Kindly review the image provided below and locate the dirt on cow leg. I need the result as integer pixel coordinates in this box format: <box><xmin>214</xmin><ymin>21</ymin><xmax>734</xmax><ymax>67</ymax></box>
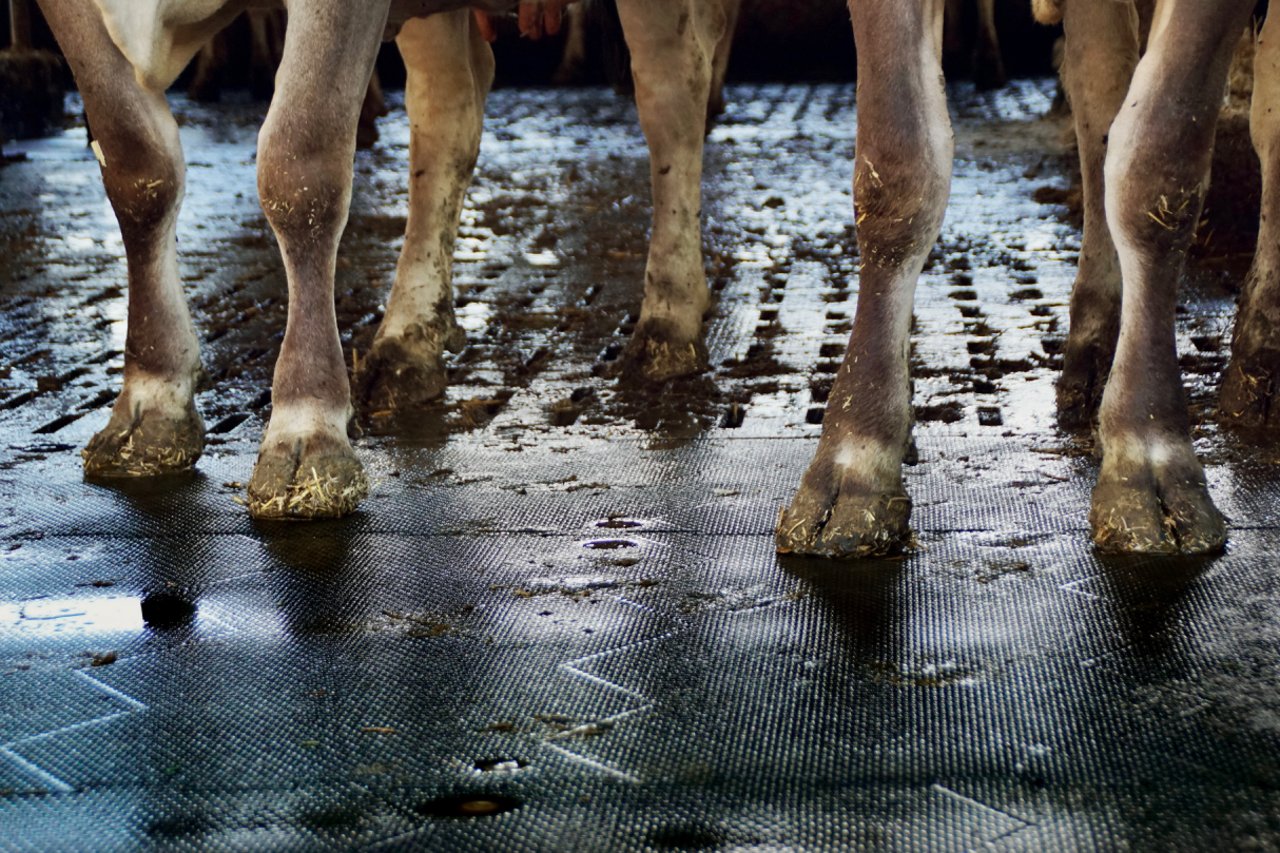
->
<box><xmin>1089</xmin><ymin>442</ymin><xmax>1225</xmax><ymax>555</ymax></box>
<box><xmin>1220</xmin><ymin>12</ymin><xmax>1280</xmax><ymax>431</ymax></box>
<box><xmin>776</xmin><ymin>469</ymin><xmax>914</xmax><ymax>560</ymax></box>
<box><xmin>1220</xmin><ymin>264</ymin><xmax>1280</xmax><ymax>430</ymax></box>
<box><xmin>354</xmin><ymin>318</ymin><xmax>465</xmax><ymax>417</ymax></box>
<box><xmin>1056</xmin><ymin>322</ymin><xmax>1118</xmax><ymax>429</ymax></box>
<box><xmin>82</xmin><ymin>399</ymin><xmax>205</xmax><ymax>478</ymax></box>
<box><xmin>775</xmin><ymin>383</ymin><xmax>915</xmax><ymax>559</ymax></box>
<box><xmin>247</xmin><ymin>429</ymin><xmax>368</xmax><ymax>520</ymax></box>
<box><xmin>613</xmin><ymin>315</ymin><xmax>709</xmax><ymax>385</ymax></box>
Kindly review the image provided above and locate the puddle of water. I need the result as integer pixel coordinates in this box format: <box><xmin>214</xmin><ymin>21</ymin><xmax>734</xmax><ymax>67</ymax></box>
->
<box><xmin>417</xmin><ymin>793</ymin><xmax>522</xmax><ymax>818</ymax></box>
<box><xmin>6</xmin><ymin>596</ymin><xmax>143</xmax><ymax>636</ymax></box>
<box><xmin>593</xmin><ymin>518</ymin><xmax>644</xmax><ymax>530</ymax></box>
<box><xmin>581</xmin><ymin>538</ymin><xmax>637</xmax><ymax>550</ymax></box>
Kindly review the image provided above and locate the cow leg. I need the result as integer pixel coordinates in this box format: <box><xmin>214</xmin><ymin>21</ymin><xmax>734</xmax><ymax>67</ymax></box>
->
<box><xmin>553</xmin><ymin>4</ymin><xmax>588</xmax><ymax>83</ymax></box>
<box><xmin>1090</xmin><ymin>0</ymin><xmax>1253</xmax><ymax>554</ymax></box>
<box><xmin>246</xmin><ymin>2</ymin><xmax>386</xmax><ymax>519</ymax></box>
<box><xmin>972</xmin><ymin>0</ymin><xmax>1006</xmax><ymax>89</ymax></box>
<box><xmin>1222</xmin><ymin>10</ymin><xmax>1280</xmax><ymax>428</ymax></box>
<box><xmin>354</xmin><ymin>11</ymin><xmax>492</xmax><ymax>417</ymax></box>
<box><xmin>36</xmin><ymin>1</ymin><xmax>209</xmax><ymax>478</ymax></box>
<box><xmin>613</xmin><ymin>0</ymin><xmax>728</xmax><ymax>383</ymax></box>
<box><xmin>777</xmin><ymin>0</ymin><xmax>952</xmax><ymax>558</ymax></box>
<box><xmin>706</xmin><ymin>0</ymin><xmax>741</xmax><ymax>128</ymax></box>
<box><xmin>1055</xmin><ymin>0</ymin><xmax>1139</xmax><ymax>428</ymax></box>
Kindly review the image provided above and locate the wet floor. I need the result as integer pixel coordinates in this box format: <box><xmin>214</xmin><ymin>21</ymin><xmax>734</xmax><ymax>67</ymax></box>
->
<box><xmin>1</xmin><ymin>80</ymin><xmax>1278</xmax><ymax>850</ymax></box>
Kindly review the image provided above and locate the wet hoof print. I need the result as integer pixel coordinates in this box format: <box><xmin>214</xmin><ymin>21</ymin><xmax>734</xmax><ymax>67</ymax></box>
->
<box><xmin>613</xmin><ymin>320</ymin><xmax>709</xmax><ymax>385</ymax></box>
<box><xmin>354</xmin><ymin>325</ymin><xmax>462</xmax><ymax>418</ymax></box>
<box><xmin>82</xmin><ymin>404</ymin><xmax>205</xmax><ymax>478</ymax></box>
<box><xmin>1089</xmin><ymin>466</ymin><xmax>1226</xmax><ymax>556</ymax></box>
<box><xmin>775</xmin><ymin>489</ymin><xmax>914</xmax><ymax>560</ymax></box>
<box><xmin>247</xmin><ymin>441</ymin><xmax>368</xmax><ymax>520</ymax></box>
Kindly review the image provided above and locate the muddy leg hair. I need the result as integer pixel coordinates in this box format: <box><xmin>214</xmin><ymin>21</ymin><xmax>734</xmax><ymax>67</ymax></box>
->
<box><xmin>36</xmin><ymin>0</ymin><xmax>219</xmax><ymax>478</ymax></box>
<box><xmin>612</xmin><ymin>0</ymin><xmax>727</xmax><ymax>383</ymax></box>
<box><xmin>246</xmin><ymin>0</ymin><xmax>388</xmax><ymax>519</ymax></box>
<box><xmin>354</xmin><ymin>11</ymin><xmax>494</xmax><ymax>418</ymax></box>
<box><xmin>1090</xmin><ymin>0</ymin><xmax>1254</xmax><ymax>554</ymax></box>
<box><xmin>1055</xmin><ymin>0</ymin><xmax>1140</xmax><ymax>428</ymax></box>
<box><xmin>1222</xmin><ymin>8</ymin><xmax>1280</xmax><ymax>428</ymax></box>
<box><xmin>776</xmin><ymin>0</ymin><xmax>953</xmax><ymax>559</ymax></box>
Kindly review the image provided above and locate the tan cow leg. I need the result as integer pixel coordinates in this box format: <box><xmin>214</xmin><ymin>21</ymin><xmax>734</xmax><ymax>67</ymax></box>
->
<box><xmin>354</xmin><ymin>11</ymin><xmax>493</xmax><ymax>417</ymax></box>
<box><xmin>1090</xmin><ymin>0</ymin><xmax>1253</xmax><ymax>554</ymax></box>
<box><xmin>613</xmin><ymin>0</ymin><xmax>728</xmax><ymax>383</ymax></box>
<box><xmin>777</xmin><ymin>0</ymin><xmax>952</xmax><ymax>559</ymax></box>
<box><xmin>1221</xmin><ymin>10</ymin><xmax>1280</xmax><ymax>429</ymax></box>
<box><xmin>1055</xmin><ymin>0</ymin><xmax>1139</xmax><ymax>428</ymax></box>
<box><xmin>246</xmin><ymin>1</ymin><xmax>387</xmax><ymax>519</ymax></box>
<box><xmin>36</xmin><ymin>0</ymin><xmax>229</xmax><ymax>479</ymax></box>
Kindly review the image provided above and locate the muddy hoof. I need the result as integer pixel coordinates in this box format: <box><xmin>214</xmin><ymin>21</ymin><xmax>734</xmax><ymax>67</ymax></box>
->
<box><xmin>247</xmin><ymin>437</ymin><xmax>368</xmax><ymax>520</ymax></box>
<box><xmin>1090</xmin><ymin>464</ymin><xmax>1225</xmax><ymax>555</ymax></box>
<box><xmin>82</xmin><ymin>403</ymin><xmax>204</xmax><ymax>478</ymax></box>
<box><xmin>614</xmin><ymin>322</ymin><xmax>709</xmax><ymax>385</ymax></box>
<box><xmin>776</xmin><ymin>485</ymin><xmax>913</xmax><ymax>560</ymax></box>
<box><xmin>355</xmin><ymin>324</ymin><xmax>462</xmax><ymax>417</ymax></box>
<box><xmin>1220</xmin><ymin>348</ymin><xmax>1280</xmax><ymax>431</ymax></box>
<box><xmin>1056</xmin><ymin>340</ymin><xmax>1113</xmax><ymax>430</ymax></box>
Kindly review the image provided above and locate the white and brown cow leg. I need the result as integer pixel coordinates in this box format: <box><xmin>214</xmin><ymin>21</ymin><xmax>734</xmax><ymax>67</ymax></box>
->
<box><xmin>1222</xmin><ymin>10</ymin><xmax>1280</xmax><ymax>429</ymax></box>
<box><xmin>1053</xmin><ymin>0</ymin><xmax>1139</xmax><ymax>428</ymax></box>
<box><xmin>354</xmin><ymin>11</ymin><xmax>493</xmax><ymax>418</ymax></box>
<box><xmin>613</xmin><ymin>0</ymin><xmax>728</xmax><ymax>383</ymax></box>
<box><xmin>246</xmin><ymin>2</ymin><xmax>387</xmax><ymax>520</ymax></box>
<box><xmin>777</xmin><ymin>0</ymin><xmax>953</xmax><ymax>559</ymax></box>
<box><xmin>37</xmin><ymin>0</ymin><xmax>210</xmax><ymax>479</ymax></box>
<box><xmin>1090</xmin><ymin>0</ymin><xmax>1254</xmax><ymax>554</ymax></box>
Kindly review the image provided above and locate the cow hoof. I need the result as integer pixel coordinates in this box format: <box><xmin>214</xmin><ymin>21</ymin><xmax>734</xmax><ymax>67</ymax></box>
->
<box><xmin>82</xmin><ymin>403</ymin><xmax>204</xmax><ymax>478</ymax></box>
<box><xmin>776</xmin><ymin>486</ymin><xmax>913</xmax><ymax>559</ymax></box>
<box><xmin>1090</xmin><ymin>462</ymin><xmax>1225</xmax><ymax>555</ymax></box>
<box><xmin>1056</xmin><ymin>340</ymin><xmax>1113</xmax><ymax>430</ymax></box>
<box><xmin>354</xmin><ymin>323</ymin><xmax>463</xmax><ymax>416</ymax></box>
<box><xmin>615</xmin><ymin>323</ymin><xmax>709</xmax><ymax>384</ymax></box>
<box><xmin>247</xmin><ymin>435</ymin><xmax>368</xmax><ymax>520</ymax></box>
<box><xmin>1220</xmin><ymin>347</ymin><xmax>1280</xmax><ymax>431</ymax></box>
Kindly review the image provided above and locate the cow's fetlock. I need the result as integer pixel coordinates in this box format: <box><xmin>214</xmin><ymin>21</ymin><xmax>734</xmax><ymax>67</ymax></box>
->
<box><xmin>1221</xmin><ymin>273</ymin><xmax>1280</xmax><ymax>430</ymax></box>
<box><xmin>355</xmin><ymin>319</ymin><xmax>463</xmax><ymax>416</ymax></box>
<box><xmin>1057</xmin><ymin>334</ymin><xmax>1115</xmax><ymax>429</ymax></box>
<box><xmin>1090</xmin><ymin>435</ymin><xmax>1224</xmax><ymax>555</ymax></box>
<box><xmin>83</xmin><ymin>396</ymin><xmax>204</xmax><ymax>478</ymax></box>
<box><xmin>776</xmin><ymin>436</ymin><xmax>913</xmax><ymax>559</ymax></box>
<box><xmin>615</xmin><ymin>315</ymin><xmax>709</xmax><ymax>384</ymax></box>
<box><xmin>248</xmin><ymin>410</ymin><xmax>367</xmax><ymax>519</ymax></box>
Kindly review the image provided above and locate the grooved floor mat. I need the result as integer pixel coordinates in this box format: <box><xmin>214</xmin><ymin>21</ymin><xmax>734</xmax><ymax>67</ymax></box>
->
<box><xmin>0</xmin><ymin>81</ymin><xmax>1277</xmax><ymax>851</ymax></box>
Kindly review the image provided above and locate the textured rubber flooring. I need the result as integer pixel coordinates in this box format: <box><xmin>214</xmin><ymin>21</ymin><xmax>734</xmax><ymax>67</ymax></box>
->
<box><xmin>0</xmin><ymin>81</ymin><xmax>1278</xmax><ymax>851</ymax></box>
